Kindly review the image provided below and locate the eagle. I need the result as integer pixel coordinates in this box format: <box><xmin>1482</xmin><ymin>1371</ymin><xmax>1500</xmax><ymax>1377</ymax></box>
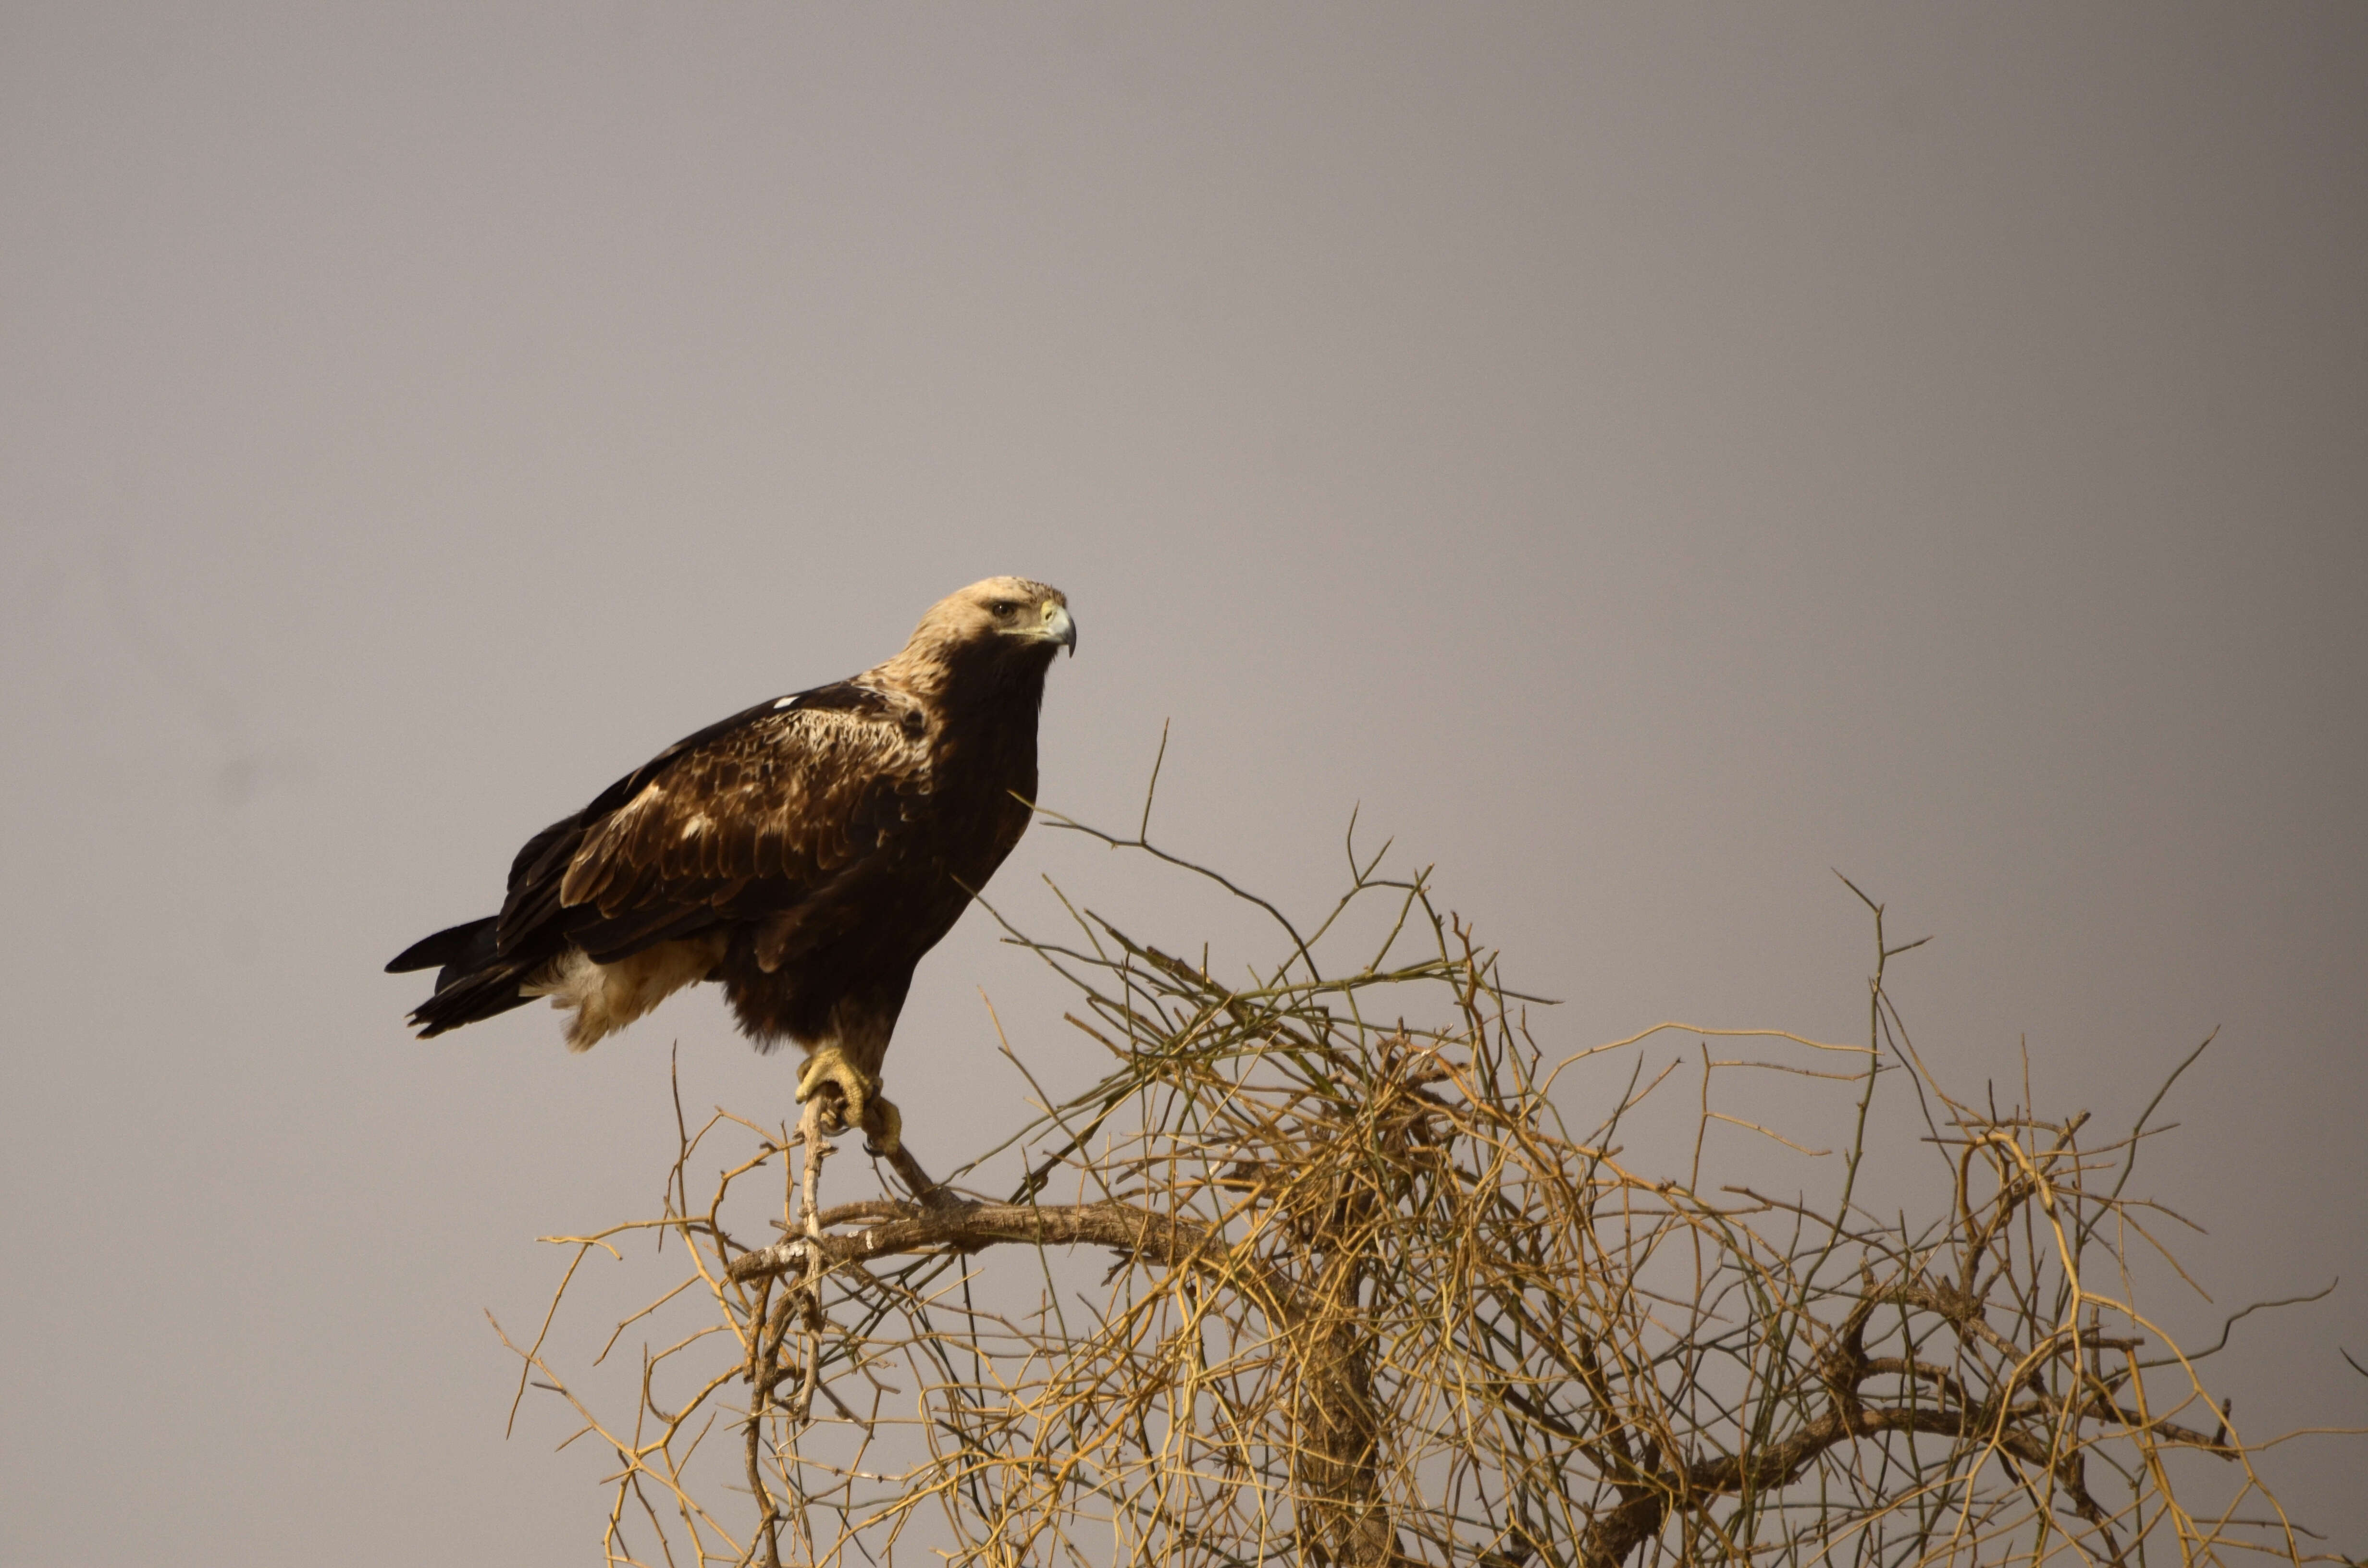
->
<box><xmin>386</xmin><ymin>577</ymin><xmax>1076</xmax><ymax>1154</ymax></box>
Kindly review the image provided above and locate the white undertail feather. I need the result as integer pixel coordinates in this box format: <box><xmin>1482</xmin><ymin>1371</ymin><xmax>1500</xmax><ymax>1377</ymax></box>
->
<box><xmin>521</xmin><ymin>934</ymin><xmax>728</xmax><ymax>1051</ymax></box>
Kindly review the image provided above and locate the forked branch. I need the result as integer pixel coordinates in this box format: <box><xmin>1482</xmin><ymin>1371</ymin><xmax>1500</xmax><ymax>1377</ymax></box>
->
<box><xmin>493</xmin><ymin>819</ymin><xmax>2341</xmax><ymax>1568</ymax></box>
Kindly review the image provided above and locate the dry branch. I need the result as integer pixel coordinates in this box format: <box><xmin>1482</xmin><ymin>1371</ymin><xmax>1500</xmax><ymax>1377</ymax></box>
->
<box><xmin>493</xmin><ymin>817</ymin><xmax>2346</xmax><ymax>1568</ymax></box>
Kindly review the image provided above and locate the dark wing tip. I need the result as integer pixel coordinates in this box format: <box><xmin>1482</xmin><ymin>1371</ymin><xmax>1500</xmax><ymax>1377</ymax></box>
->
<box><xmin>385</xmin><ymin>942</ymin><xmax>440</xmax><ymax>975</ymax></box>
<box><xmin>386</xmin><ymin>916</ymin><xmax>499</xmax><ymax>975</ymax></box>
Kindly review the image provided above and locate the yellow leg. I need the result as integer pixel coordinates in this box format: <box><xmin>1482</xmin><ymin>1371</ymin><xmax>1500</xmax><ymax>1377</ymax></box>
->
<box><xmin>794</xmin><ymin>1044</ymin><xmax>901</xmax><ymax>1155</ymax></box>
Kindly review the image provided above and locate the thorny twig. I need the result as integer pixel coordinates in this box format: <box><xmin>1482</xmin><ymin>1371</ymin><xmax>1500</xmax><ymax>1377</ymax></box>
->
<box><xmin>494</xmin><ymin>807</ymin><xmax>2350</xmax><ymax>1568</ymax></box>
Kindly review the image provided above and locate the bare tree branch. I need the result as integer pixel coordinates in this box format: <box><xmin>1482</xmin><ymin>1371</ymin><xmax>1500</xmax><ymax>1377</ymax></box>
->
<box><xmin>490</xmin><ymin>814</ymin><xmax>2350</xmax><ymax>1568</ymax></box>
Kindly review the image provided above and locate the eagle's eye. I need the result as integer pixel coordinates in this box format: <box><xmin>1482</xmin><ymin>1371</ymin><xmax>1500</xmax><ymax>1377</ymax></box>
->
<box><xmin>988</xmin><ymin>600</ymin><xmax>1018</xmax><ymax>617</ymax></box>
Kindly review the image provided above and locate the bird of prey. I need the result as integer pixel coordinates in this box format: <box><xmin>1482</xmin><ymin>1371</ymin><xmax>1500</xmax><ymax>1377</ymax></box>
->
<box><xmin>386</xmin><ymin>577</ymin><xmax>1076</xmax><ymax>1153</ymax></box>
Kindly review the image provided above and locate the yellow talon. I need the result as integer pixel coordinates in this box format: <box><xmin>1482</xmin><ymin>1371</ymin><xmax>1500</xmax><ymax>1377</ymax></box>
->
<box><xmin>794</xmin><ymin>1044</ymin><xmax>900</xmax><ymax>1156</ymax></box>
<box><xmin>795</xmin><ymin>1043</ymin><xmax>870</xmax><ymax>1125</ymax></box>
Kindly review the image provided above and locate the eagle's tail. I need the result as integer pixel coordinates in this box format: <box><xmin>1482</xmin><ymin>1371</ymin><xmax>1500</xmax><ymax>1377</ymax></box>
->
<box><xmin>387</xmin><ymin>916</ymin><xmax>497</xmax><ymax>976</ymax></box>
<box><xmin>387</xmin><ymin>916</ymin><xmax>537</xmax><ymax>1036</ymax></box>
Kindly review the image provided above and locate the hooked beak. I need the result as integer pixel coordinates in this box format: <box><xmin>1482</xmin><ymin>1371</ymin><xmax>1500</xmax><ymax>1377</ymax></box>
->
<box><xmin>1042</xmin><ymin>602</ymin><xmax>1077</xmax><ymax>656</ymax></box>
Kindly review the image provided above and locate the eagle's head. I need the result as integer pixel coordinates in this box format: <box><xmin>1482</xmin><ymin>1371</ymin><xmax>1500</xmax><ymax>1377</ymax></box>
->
<box><xmin>882</xmin><ymin>577</ymin><xmax>1076</xmax><ymax>700</ymax></box>
<box><xmin>910</xmin><ymin>577</ymin><xmax>1076</xmax><ymax>661</ymax></box>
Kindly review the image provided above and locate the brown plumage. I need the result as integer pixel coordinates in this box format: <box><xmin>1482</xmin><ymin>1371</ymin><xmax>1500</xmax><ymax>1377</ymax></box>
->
<box><xmin>386</xmin><ymin>577</ymin><xmax>1076</xmax><ymax>1151</ymax></box>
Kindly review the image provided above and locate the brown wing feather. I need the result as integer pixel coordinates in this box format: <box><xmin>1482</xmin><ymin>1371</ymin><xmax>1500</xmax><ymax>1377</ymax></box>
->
<box><xmin>557</xmin><ymin>690</ymin><xmax>930</xmax><ymax>936</ymax></box>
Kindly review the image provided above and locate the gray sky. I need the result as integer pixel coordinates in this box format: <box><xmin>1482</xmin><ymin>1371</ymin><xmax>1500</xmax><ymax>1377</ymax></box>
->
<box><xmin>4</xmin><ymin>4</ymin><xmax>2363</xmax><ymax>1562</ymax></box>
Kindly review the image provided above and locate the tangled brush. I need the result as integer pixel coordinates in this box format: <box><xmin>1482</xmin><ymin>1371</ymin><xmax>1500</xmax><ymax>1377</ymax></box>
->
<box><xmin>496</xmin><ymin>807</ymin><xmax>2334</xmax><ymax>1567</ymax></box>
